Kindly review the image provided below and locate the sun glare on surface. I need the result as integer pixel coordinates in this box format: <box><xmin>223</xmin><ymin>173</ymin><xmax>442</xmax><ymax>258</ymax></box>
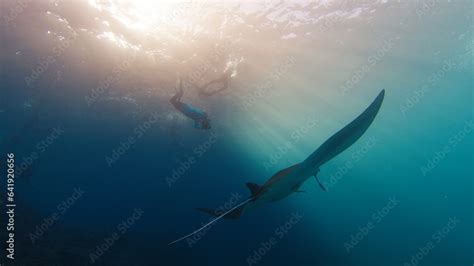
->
<box><xmin>88</xmin><ymin>0</ymin><xmax>203</xmax><ymax>33</ymax></box>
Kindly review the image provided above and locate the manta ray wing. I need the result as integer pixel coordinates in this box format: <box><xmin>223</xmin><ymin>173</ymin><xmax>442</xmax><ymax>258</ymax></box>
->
<box><xmin>303</xmin><ymin>89</ymin><xmax>385</xmax><ymax>168</ymax></box>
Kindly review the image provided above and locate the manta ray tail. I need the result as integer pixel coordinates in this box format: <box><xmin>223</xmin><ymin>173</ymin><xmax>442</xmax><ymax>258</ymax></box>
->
<box><xmin>196</xmin><ymin>205</ymin><xmax>244</xmax><ymax>219</ymax></box>
<box><xmin>196</xmin><ymin>182</ymin><xmax>261</xmax><ymax>219</ymax></box>
<box><xmin>245</xmin><ymin>182</ymin><xmax>262</xmax><ymax>196</ymax></box>
<box><xmin>168</xmin><ymin>197</ymin><xmax>254</xmax><ymax>246</ymax></box>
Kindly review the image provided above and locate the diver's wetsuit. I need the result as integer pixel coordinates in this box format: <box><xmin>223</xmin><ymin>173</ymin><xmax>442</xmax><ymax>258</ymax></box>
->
<box><xmin>170</xmin><ymin>80</ymin><xmax>210</xmax><ymax>129</ymax></box>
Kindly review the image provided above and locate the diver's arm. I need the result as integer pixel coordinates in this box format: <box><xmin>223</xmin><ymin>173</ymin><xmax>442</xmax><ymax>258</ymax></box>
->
<box><xmin>199</xmin><ymin>76</ymin><xmax>230</xmax><ymax>96</ymax></box>
<box><xmin>207</xmin><ymin>74</ymin><xmax>229</xmax><ymax>87</ymax></box>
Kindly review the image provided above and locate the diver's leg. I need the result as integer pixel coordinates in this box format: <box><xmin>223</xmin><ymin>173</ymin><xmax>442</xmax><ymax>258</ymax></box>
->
<box><xmin>170</xmin><ymin>79</ymin><xmax>184</xmax><ymax>104</ymax></box>
<box><xmin>176</xmin><ymin>79</ymin><xmax>184</xmax><ymax>100</ymax></box>
<box><xmin>170</xmin><ymin>94</ymin><xmax>179</xmax><ymax>105</ymax></box>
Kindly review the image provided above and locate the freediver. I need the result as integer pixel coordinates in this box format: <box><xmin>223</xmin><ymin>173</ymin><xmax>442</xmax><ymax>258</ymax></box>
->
<box><xmin>170</xmin><ymin>78</ymin><xmax>211</xmax><ymax>130</ymax></box>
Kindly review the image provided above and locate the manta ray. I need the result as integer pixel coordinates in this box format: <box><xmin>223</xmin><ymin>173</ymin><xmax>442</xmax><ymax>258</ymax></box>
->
<box><xmin>169</xmin><ymin>89</ymin><xmax>385</xmax><ymax>245</ymax></box>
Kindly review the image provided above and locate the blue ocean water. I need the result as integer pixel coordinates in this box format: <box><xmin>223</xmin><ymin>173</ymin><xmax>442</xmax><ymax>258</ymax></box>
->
<box><xmin>0</xmin><ymin>1</ymin><xmax>472</xmax><ymax>266</ymax></box>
